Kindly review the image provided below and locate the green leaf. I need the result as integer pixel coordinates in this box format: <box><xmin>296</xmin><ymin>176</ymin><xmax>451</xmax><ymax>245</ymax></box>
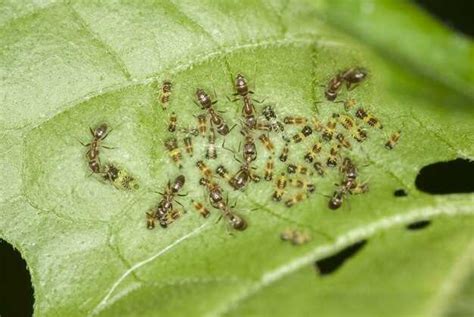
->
<box><xmin>0</xmin><ymin>1</ymin><xmax>472</xmax><ymax>317</ymax></box>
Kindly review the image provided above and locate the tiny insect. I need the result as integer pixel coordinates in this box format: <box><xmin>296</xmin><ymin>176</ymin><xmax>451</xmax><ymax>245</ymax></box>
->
<box><xmin>336</xmin><ymin>113</ymin><xmax>356</xmax><ymax>130</ymax></box>
<box><xmin>82</xmin><ymin>123</ymin><xmax>110</xmax><ymax>174</ymax></box>
<box><xmin>272</xmin><ymin>173</ymin><xmax>287</xmax><ymax>201</ymax></box>
<box><xmin>311</xmin><ymin>116</ymin><xmax>324</xmax><ymax>132</ymax></box>
<box><xmin>206</xmin><ymin>126</ymin><xmax>217</xmax><ymax>160</ymax></box>
<box><xmin>234</xmin><ymin>74</ymin><xmax>257</xmax><ymax>129</ymax></box>
<box><xmin>280</xmin><ymin>229</ymin><xmax>312</xmax><ymax>245</ymax></box>
<box><xmin>313</xmin><ymin>161</ymin><xmax>325</xmax><ymax>176</ymax></box>
<box><xmin>322</xmin><ymin>117</ymin><xmax>337</xmax><ymax>141</ymax></box>
<box><xmin>328</xmin><ymin>190</ymin><xmax>345</xmax><ymax>210</ymax></box>
<box><xmin>199</xmin><ymin>177</ymin><xmax>224</xmax><ymax>206</ymax></box>
<box><xmin>287</xmin><ymin>164</ymin><xmax>313</xmax><ymax>176</ymax></box>
<box><xmin>102</xmin><ymin>163</ymin><xmax>139</xmax><ymax>190</ymax></box>
<box><xmin>336</xmin><ymin>133</ymin><xmax>351</xmax><ymax>149</ymax></box>
<box><xmin>214</xmin><ymin>199</ymin><xmax>247</xmax><ymax>231</ymax></box>
<box><xmin>196</xmin><ymin>160</ymin><xmax>213</xmax><ymax>179</ymax></box>
<box><xmin>283</xmin><ymin>116</ymin><xmax>307</xmax><ymax>125</ymax></box>
<box><xmin>292</xmin><ymin>126</ymin><xmax>313</xmax><ymax>143</ymax></box>
<box><xmin>262</xmin><ymin>105</ymin><xmax>284</xmax><ymax>132</ymax></box>
<box><xmin>285</xmin><ymin>192</ymin><xmax>307</xmax><ymax>207</ymax></box>
<box><xmin>242</xmin><ymin>132</ymin><xmax>257</xmax><ymax>163</ymax></box>
<box><xmin>385</xmin><ymin>130</ymin><xmax>401</xmax><ymax>150</ymax></box>
<box><xmin>351</xmin><ymin>182</ymin><xmax>369</xmax><ymax>194</ymax></box>
<box><xmin>159</xmin><ymin>80</ymin><xmax>172</xmax><ymax>110</ymax></box>
<box><xmin>342</xmin><ymin>68</ymin><xmax>368</xmax><ymax>90</ymax></box>
<box><xmin>279</xmin><ymin>142</ymin><xmax>290</xmax><ymax>162</ymax></box>
<box><xmin>264</xmin><ymin>156</ymin><xmax>274</xmax><ymax>181</ymax></box>
<box><xmin>164</xmin><ymin>137</ymin><xmax>182</xmax><ymax>168</ymax></box>
<box><xmin>340</xmin><ymin>157</ymin><xmax>357</xmax><ymax>181</ymax></box>
<box><xmin>325</xmin><ymin>72</ymin><xmax>344</xmax><ymax>101</ymax></box>
<box><xmin>146</xmin><ymin>211</ymin><xmax>156</xmax><ymax>230</ymax></box>
<box><xmin>196</xmin><ymin>114</ymin><xmax>207</xmax><ymax>137</ymax></box>
<box><xmin>351</xmin><ymin>126</ymin><xmax>368</xmax><ymax>142</ymax></box>
<box><xmin>289</xmin><ymin>178</ymin><xmax>315</xmax><ymax>193</ymax></box>
<box><xmin>258</xmin><ymin>134</ymin><xmax>275</xmax><ymax>153</ymax></box>
<box><xmin>337</xmin><ymin>98</ymin><xmax>357</xmax><ymax>111</ymax></box>
<box><xmin>326</xmin><ymin>145</ymin><xmax>339</xmax><ymax>167</ymax></box>
<box><xmin>355</xmin><ymin>108</ymin><xmax>383</xmax><ymax>129</ymax></box>
<box><xmin>191</xmin><ymin>199</ymin><xmax>210</xmax><ymax>218</ymax></box>
<box><xmin>183</xmin><ymin>136</ymin><xmax>193</xmax><ymax>157</ymax></box>
<box><xmin>168</xmin><ymin>112</ymin><xmax>177</xmax><ymax>132</ymax></box>
<box><xmin>216</xmin><ymin>165</ymin><xmax>232</xmax><ymax>182</ymax></box>
<box><xmin>304</xmin><ymin>142</ymin><xmax>322</xmax><ymax>163</ymax></box>
<box><xmin>195</xmin><ymin>89</ymin><xmax>230</xmax><ymax>135</ymax></box>
<box><xmin>255</xmin><ymin>121</ymin><xmax>272</xmax><ymax>131</ymax></box>
<box><xmin>159</xmin><ymin>209</ymin><xmax>182</xmax><ymax>228</ymax></box>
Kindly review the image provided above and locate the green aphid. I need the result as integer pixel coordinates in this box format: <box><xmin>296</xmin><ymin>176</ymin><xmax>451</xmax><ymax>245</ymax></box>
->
<box><xmin>102</xmin><ymin>163</ymin><xmax>139</xmax><ymax>190</ymax></box>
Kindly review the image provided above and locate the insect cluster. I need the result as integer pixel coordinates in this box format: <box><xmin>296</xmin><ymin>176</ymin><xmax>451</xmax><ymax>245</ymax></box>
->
<box><xmin>81</xmin><ymin>68</ymin><xmax>401</xmax><ymax>239</ymax></box>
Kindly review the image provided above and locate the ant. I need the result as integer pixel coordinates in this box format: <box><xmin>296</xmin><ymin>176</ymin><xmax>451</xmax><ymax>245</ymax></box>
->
<box><xmin>195</xmin><ymin>89</ymin><xmax>230</xmax><ymax>135</ymax></box>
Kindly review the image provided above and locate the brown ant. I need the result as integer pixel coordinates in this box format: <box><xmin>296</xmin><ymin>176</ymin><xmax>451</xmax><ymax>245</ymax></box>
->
<box><xmin>233</xmin><ymin>74</ymin><xmax>257</xmax><ymax>129</ymax></box>
<box><xmin>81</xmin><ymin>123</ymin><xmax>110</xmax><ymax>174</ymax></box>
<box><xmin>195</xmin><ymin>89</ymin><xmax>230</xmax><ymax>135</ymax></box>
<box><xmin>325</xmin><ymin>68</ymin><xmax>368</xmax><ymax>101</ymax></box>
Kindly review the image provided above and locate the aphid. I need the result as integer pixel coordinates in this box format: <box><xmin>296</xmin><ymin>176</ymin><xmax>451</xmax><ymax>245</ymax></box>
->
<box><xmin>292</xmin><ymin>126</ymin><xmax>313</xmax><ymax>143</ymax></box>
<box><xmin>82</xmin><ymin>123</ymin><xmax>109</xmax><ymax>174</ymax></box>
<box><xmin>304</xmin><ymin>142</ymin><xmax>322</xmax><ymax>163</ymax></box>
<box><xmin>336</xmin><ymin>113</ymin><xmax>356</xmax><ymax>130</ymax></box>
<box><xmin>287</xmin><ymin>164</ymin><xmax>313</xmax><ymax>176</ymax></box>
<box><xmin>280</xmin><ymin>229</ymin><xmax>311</xmax><ymax>245</ymax></box>
<box><xmin>195</xmin><ymin>89</ymin><xmax>229</xmax><ymax>135</ymax></box>
<box><xmin>164</xmin><ymin>137</ymin><xmax>182</xmax><ymax>168</ymax></box>
<box><xmin>206</xmin><ymin>126</ymin><xmax>217</xmax><ymax>160</ymax></box>
<box><xmin>159</xmin><ymin>209</ymin><xmax>181</xmax><ymax>228</ymax></box>
<box><xmin>160</xmin><ymin>81</ymin><xmax>172</xmax><ymax>110</ymax></box>
<box><xmin>150</xmin><ymin>175</ymin><xmax>186</xmax><ymax>228</ymax></box>
<box><xmin>342</xmin><ymin>68</ymin><xmax>368</xmax><ymax>90</ymax></box>
<box><xmin>255</xmin><ymin>121</ymin><xmax>272</xmax><ymax>131</ymax></box>
<box><xmin>322</xmin><ymin>117</ymin><xmax>337</xmax><ymax>141</ymax></box>
<box><xmin>264</xmin><ymin>156</ymin><xmax>274</xmax><ymax>181</ymax></box>
<box><xmin>234</xmin><ymin>74</ymin><xmax>257</xmax><ymax>129</ymax></box>
<box><xmin>355</xmin><ymin>108</ymin><xmax>383</xmax><ymax>129</ymax></box>
<box><xmin>385</xmin><ymin>130</ymin><xmax>401</xmax><ymax>149</ymax></box>
<box><xmin>326</xmin><ymin>145</ymin><xmax>339</xmax><ymax>167</ymax></box>
<box><xmin>272</xmin><ymin>173</ymin><xmax>287</xmax><ymax>202</ymax></box>
<box><xmin>196</xmin><ymin>114</ymin><xmax>207</xmax><ymax>137</ymax></box>
<box><xmin>311</xmin><ymin>116</ymin><xmax>324</xmax><ymax>132</ymax></box>
<box><xmin>328</xmin><ymin>190</ymin><xmax>344</xmax><ymax>209</ymax></box>
<box><xmin>351</xmin><ymin>182</ymin><xmax>369</xmax><ymax>194</ymax></box>
<box><xmin>337</xmin><ymin>98</ymin><xmax>357</xmax><ymax>111</ymax></box>
<box><xmin>285</xmin><ymin>192</ymin><xmax>307</xmax><ymax>207</ymax></box>
<box><xmin>336</xmin><ymin>133</ymin><xmax>351</xmax><ymax>149</ymax></box>
<box><xmin>196</xmin><ymin>160</ymin><xmax>213</xmax><ymax>179</ymax></box>
<box><xmin>279</xmin><ymin>142</ymin><xmax>290</xmax><ymax>162</ymax></box>
<box><xmin>262</xmin><ymin>105</ymin><xmax>276</xmax><ymax>120</ymax></box>
<box><xmin>242</xmin><ymin>132</ymin><xmax>257</xmax><ymax>163</ymax></box>
<box><xmin>262</xmin><ymin>105</ymin><xmax>284</xmax><ymax>132</ymax></box>
<box><xmin>183</xmin><ymin>136</ymin><xmax>193</xmax><ymax>157</ymax></box>
<box><xmin>313</xmin><ymin>161</ymin><xmax>325</xmax><ymax>176</ymax></box>
<box><xmin>216</xmin><ymin>165</ymin><xmax>232</xmax><ymax>182</ymax></box>
<box><xmin>283</xmin><ymin>116</ymin><xmax>307</xmax><ymax>125</ymax></box>
<box><xmin>146</xmin><ymin>211</ymin><xmax>156</xmax><ymax>230</ymax></box>
<box><xmin>258</xmin><ymin>134</ymin><xmax>275</xmax><ymax>153</ymax></box>
<box><xmin>191</xmin><ymin>200</ymin><xmax>210</xmax><ymax>218</ymax></box>
<box><xmin>289</xmin><ymin>178</ymin><xmax>315</xmax><ymax>193</ymax></box>
<box><xmin>102</xmin><ymin>163</ymin><xmax>139</xmax><ymax>190</ymax></box>
<box><xmin>168</xmin><ymin>112</ymin><xmax>177</xmax><ymax>132</ymax></box>
<box><xmin>351</xmin><ymin>126</ymin><xmax>368</xmax><ymax>142</ymax></box>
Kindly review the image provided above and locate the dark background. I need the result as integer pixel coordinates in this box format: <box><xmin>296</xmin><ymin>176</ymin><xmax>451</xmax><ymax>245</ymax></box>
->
<box><xmin>1</xmin><ymin>1</ymin><xmax>473</xmax><ymax>316</ymax></box>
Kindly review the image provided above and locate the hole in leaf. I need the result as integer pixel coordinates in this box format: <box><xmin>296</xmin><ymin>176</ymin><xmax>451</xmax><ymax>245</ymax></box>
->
<box><xmin>394</xmin><ymin>189</ymin><xmax>408</xmax><ymax>197</ymax></box>
<box><xmin>314</xmin><ymin>240</ymin><xmax>367</xmax><ymax>276</ymax></box>
<box><xmin>415</xmin><ymin>159</ymin><xmax>474</xmax><ymax>194</ymax></box>
<box><xmin>406</xmin><ymin>220</ymin><xmax>432</xmax><ymax>231</ymax></box>
<box><xmin>0</xmin><ymin>239</ymin><xmax>34</xmax><ymax>317</ymax></box>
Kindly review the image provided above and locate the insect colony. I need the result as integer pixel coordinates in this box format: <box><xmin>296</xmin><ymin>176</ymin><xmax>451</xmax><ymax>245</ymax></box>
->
<box><xmin>82</xmin><ymin>69</ymin><xmax>401</xmax><ymax>244</ymax></box>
